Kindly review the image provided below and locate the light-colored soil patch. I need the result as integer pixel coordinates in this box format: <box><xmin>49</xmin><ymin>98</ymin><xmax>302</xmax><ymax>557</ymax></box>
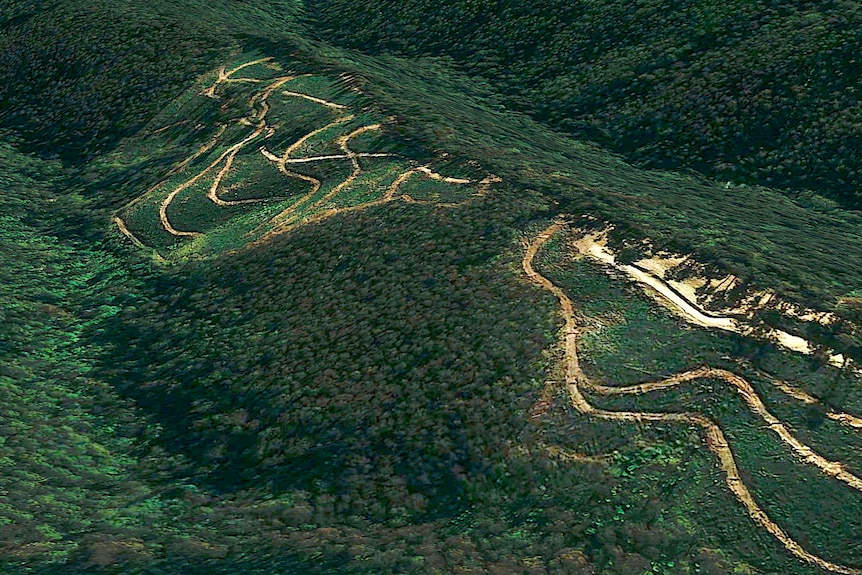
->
<box><xmin>525</xmin><ymin>223</ymin><xmax>862</xmax><ymax>575</ymax></box>
<box><xmin>571</xmin><ymin>229</ymin><xmax>852</xmax><ymax>370</ymax></box>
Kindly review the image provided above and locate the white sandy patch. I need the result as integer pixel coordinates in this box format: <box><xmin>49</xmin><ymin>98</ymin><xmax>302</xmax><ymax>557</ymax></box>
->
<box><xmin>571</xmin><ymin>228</ymin><xmax>854</xmax><ymax>371</ymax></box>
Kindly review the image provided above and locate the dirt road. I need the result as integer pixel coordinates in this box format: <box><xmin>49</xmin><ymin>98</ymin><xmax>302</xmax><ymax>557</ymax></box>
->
<box><xmin>573</xmin><ymin>232</ymin><xmax>853</xmax><ymax>369</ymax></box>
<box><xmin>524</xmin><ymin>222</ymin><xmax>862</xmax><ymax>575</ymax></box>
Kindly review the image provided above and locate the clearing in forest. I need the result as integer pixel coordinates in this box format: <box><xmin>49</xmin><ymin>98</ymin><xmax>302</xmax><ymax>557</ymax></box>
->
<box><xmin>115</xmin><ymin>56</ymin><xmax>498</xmax><ymax>261</ymax></box>
<box><xmin>525</xmin><ymin>222</ymin><xmax>862</xmax><ymax>575</ymax></box>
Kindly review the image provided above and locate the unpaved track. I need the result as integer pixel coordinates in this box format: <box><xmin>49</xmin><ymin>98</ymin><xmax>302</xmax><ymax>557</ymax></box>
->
<box><xmin>573</xmin><ymin>231</ymin><xmax>862</xmax><ymax>430</ymax></box>
<box><xmin>202</xmin><ymin>57</ymin><xmax>273</xmax><ymax>98</ymax></box>
<box><xmin>156</xmin><ymin>72</ymin><xmax>295</xmax><ymax>235</ymax></box>
<box><xmin>258</xmin><ymin>112</ymin><xmax>492</xmax><ymax>241</ymax></box>
<box><xmin>414</xmin><ymin>166</ymin><xmax>472</xmax><ymax>184</ymax></box>
<box><xmin>303</xmin><ymin>163</ymin><xmax>486</xmax><ymax>216</ymax></box>
<box><xmin>384</xmin><ymin>169</ymin><xmax>420</xmax><ymax>200</ymax></box>
<box><xmin>119</xmin><ymin>125</ymin><xmax>228</xmax><ymax>216</ymax></box>
<box><xmin>530</xmin><ymin>380</ymin><xmax>558</xmax><ymax>420</ymax></box>
<box><xmin>277</xmin><ymin>115</ymin><xmax>355</xmax><ymax>168</ymax></box>
<box><xmin>148</xmin><ymin>119</ymin><xmax>190</xmax><ymax>136</ymax></box>
<box><xmin>260</xmin><ymin>146</ymin><xmax>321</xmax><ymax>206</ymax></box>
<box><xmin>260</xmin><ymin>139</ymin><xmax>335</xmax><ymax>224</ymax></box>
<box><xmin>524</xmin><ymin>222</ymin><xmax>862</xmax><ymax>575</ymax></box>
<box><xmin>385</xmin><ymin>166</ymin><xmax>472</xmax><ymax>197</ymax></box>
<box><xmin>250</xmin><ymin>165</ymin><xmax>494</xmax><ymax>247</ymax></box>
<box><xmin>207</xmin><ymin>146</ymin><xmax>287</xmax><ymax>206</ymax></box>
<box><xmin>113</xmin><ymin>216</ymin><xmax>147</xmax><ymax>249</ymax></box>
<box><xmin>120</xmin><ymin>57</ymin><xmax>499</xmax><ymax>256</ymax></box>
<box><xmin>574</xmin><ymin>233</ymin><xmax>855</xmax><ymax>370</ymax></box>
<box><xmin>258</xmin><ymin>115</ymin><xmax>355</xmax><ymax>229</ymax></box>
<box><xmin>766</xmin><ymin>377</ymin><xmax>862</xmax><ymax>430</ymax></box>
<box><xmin>281</xmin><ymin>90</ymin><xmax>349</xmax><ymax>109</ymax></box>
<box><xmin>159</xmin><ymin>122</ymin><xmax>269</xmax><ymax>236</ymax></box>
<box><xmin>283</xmin><ymin>152</ymin><xmax>394</xmax><ymax>163</ymax></box>
<box><xmin>122</xmin><ymin>62</ymin><xmax>294</xmax><ymax>238</ymax></box>
<box><xmin>113</xmin><ymin>216</ymin><xmax>167</xmax><ymax>263</ymax></box>
<box><xmin>384</xmin><ymin>168</ymin><xmax>493</xmax><ymax>203</ymax></box>
<box><xmin>251</xmin><ymin>108</ymin><xmax>388</xmax><ymax>241</ymax></box>
<box><xmin>587</xmin><ymin>367</ymin><xmax>862</xmax><ymax>492</ymax></box>
<box><xmin>292</xmin><ymin>124</ymin><xmax>384</xmax><ymax>215</ymax></box>
<box><xmin>542</xmin><ymin>442</ymin><xmax>610</xmax><ymax>466</ymax></box>
<box><xmin>207</xmin><ymin>148</ymin><xmax>257</xmax><ymax>206</ymax></box>
<box><xmin>395</xmin><ymin>168</ymin><xmax>493</xmax><ymax>207</ymax></box>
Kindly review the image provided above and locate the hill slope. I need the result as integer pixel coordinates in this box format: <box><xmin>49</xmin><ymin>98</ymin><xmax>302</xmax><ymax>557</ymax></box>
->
<box><xmin>3</xmin><ymin>2</ymin><xmax>862</xmax><ymax>574</ymax></box>
<box><xmin>307</xmin><ymin>0</ymin><xmax>862</xmax><ymax>208</ymax></box>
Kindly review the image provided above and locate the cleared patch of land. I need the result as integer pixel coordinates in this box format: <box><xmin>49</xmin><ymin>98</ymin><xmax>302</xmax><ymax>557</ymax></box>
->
<box><xmin>115</xmin><ymin>56</ymin><xmax>498</xmax><ymax>261</ymax></box>
<box><xmin>524</xmin><ymin>222</ymin><xmax>862</xmax><ymax>574</ymax></box>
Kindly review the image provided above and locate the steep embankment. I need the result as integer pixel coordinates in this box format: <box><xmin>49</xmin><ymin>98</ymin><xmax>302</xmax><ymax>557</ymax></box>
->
<box><xmin>572</xmin><ymin>229</ymin><xmax>855</xmax><ymax>371</ymax></box>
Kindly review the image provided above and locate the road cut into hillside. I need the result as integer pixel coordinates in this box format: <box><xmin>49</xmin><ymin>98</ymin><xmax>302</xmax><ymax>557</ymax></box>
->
<box><xmin>524</xmin><ymin>222</ymin><xmax>862</xmax><ymax>575</ymax></box>
<box><xmin>118</xmin><ymin>58</ymin><xmax>500</xmax><ymax>260</ymax></box>
<box><xmin>572</xmin><ymin>230</ymin><xmax>852</xmax><ymax>370</ymax></box>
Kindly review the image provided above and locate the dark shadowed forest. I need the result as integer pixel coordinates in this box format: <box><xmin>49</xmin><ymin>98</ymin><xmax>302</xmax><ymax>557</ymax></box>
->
<box><xmin>307</xmin><ymin>0</ymin><xmax>862</xmax><ymax>208</ymax></box>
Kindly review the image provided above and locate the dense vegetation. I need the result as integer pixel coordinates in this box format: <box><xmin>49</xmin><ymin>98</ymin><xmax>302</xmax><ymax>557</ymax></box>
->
<box><xmin>0</xmin><ymin>0</ymin><xmax>304</xmax><ymax>164</ymax></box>
<box><xmin>288</xmin><ymin>45</ymin><xmax>862</xmax><ymax>318</ymax></box>
<box><xmin>3</xmin><ymin>0</ymin><xmax>862</xmax><ymax>573</ymax></box>
<box><xmin>306</xmin><ymin>0</ymin><xmax>862</xmax><ymax>208</ymax></box>
<box><xmin>100</xmin><ymin>196</ymin><xmax>557</xmax><ymax>506</ymax></box>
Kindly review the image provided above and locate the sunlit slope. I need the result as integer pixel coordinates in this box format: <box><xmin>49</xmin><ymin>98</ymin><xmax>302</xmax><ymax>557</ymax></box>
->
<box><xmin>112</xmin><ymin>55</ymin><xmax>497</xmax><ymax>261</ymax></box>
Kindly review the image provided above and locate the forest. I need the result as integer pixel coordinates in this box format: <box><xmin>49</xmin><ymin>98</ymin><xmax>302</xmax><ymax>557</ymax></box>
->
<box><xmin>2</xmin><ymin>1</ymin><xmax>862</xmax><ymax>574</ymax></box>
<box><xmin>306</xmin><ymin>0</ymin><xmax>862</xmax><ymax>208</ymax></box>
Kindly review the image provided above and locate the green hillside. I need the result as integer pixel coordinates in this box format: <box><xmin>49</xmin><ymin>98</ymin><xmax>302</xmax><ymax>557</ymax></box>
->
<box><xmin>2</xmin><ymin>1</ymin><xmax>862</xmax><ymax>574</ymax></box>
<box><xmin>306</xmin><ymin>0</ymin><xmax>862</xmax><ymax>209</ymax></box>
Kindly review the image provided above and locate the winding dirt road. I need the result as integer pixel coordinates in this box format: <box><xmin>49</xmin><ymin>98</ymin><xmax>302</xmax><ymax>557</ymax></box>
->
<box><xmin>587</xmin><ymin>367</ymin><xmax>862</xmax><ymax>492</ymax></box>
<box><xmin>202</xmin><ymin>58</ymin><xmax>274</xmax><ymax>98</ymax></box>
<box><xmin>296</xmin><ymin>123</ymin><xmax>385</xmax><ymax>215</ymax></box>
<box><xmin>252</xmin><ymin>163</ymin><xmax>495</xmax><ymax>247</ymax></box>
<box><xmin>158</xmin><ymin>121</ymin><xmax>271</xmax><ymax>236</ymax></box>
<box><xmin>147</xmin><ymin>66</ymin><xmax>299</xmax><ymax>236</ymax></box>
<box><xmin>118</xmin><ymin>57</ymin><xmax>500</xmax><ymax>257</ymax></box>
<box><xmin>524</xmin><ymin>222</ymin><xmax>862</xmax><ymax>575</ymax></box>
<box><xmin>126</xmin><ymin>65</ymin><xmax>307</xmax><ymax>238</ymax></box>
<box><xmin>572</xmin><ymin>231</ymin><xmax>862</xmax><ymax>430</ymax></box>
<box><xmin>766</xmin><ymin>376</ymin><xmax>862</xmax><ymax>430</ymax></box>
<box><xmin>258</xmin><ymin>115</ymin><xmax>355</xmax><ymax>230</ymax></box>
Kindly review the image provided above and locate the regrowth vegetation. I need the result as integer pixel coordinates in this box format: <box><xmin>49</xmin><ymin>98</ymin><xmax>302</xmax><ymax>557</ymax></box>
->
<box><xmin>114</xmin><ymin>56</ymin><xmax>498</xmax><ymax>261</ymax></box>
<box><xmin>525</xmin><ymin>222</ymin><xmax>862</xmax><ymax>574</ymax></box>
